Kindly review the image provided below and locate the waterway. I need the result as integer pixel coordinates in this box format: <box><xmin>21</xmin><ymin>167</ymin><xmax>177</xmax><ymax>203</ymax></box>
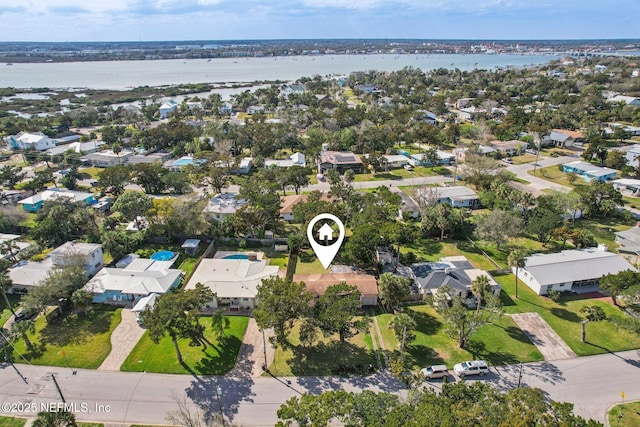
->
<box><xmin>0</xmin><ymin>53</ymin><xmax>560</xmax><ymax>90</ymax></box>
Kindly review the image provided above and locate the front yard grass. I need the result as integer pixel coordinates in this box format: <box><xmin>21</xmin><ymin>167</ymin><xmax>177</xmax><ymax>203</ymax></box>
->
<box><xmin>608</xmin><ymin>401</ymin><xmax>640</xmax><ymax>427</ymax></box>
<box><xmin>527</xmin><ymin>165</ymin><xmax>589</xmax><ymax>188</ymax></box>
<box><xmin>400</xmin><ymin>239</ymin><xmax>498</xmax><ymax>271</ymax></box>
<box><xmin>0</xmin><ymin>294</ymin><xmax>23</xmax><ymax>327</ymax></box>
<box><xmin>294</xmin><ymin>249</ymin><xmax>328</xmax><ymax>274</ymax></box>
<box><xmin>269</xmin><ymin>319</ymin><xmax>376</xmax><ymax>376</ymax></box>
<box><xmin>12</xmin><ymin>306</ymin><xmax>122</xmax><ymax>369</ymax></box>
<box><xmin>495</xmin><ymin>274</ymin><xmax>640</xmax><ymax>356</ymax></box>
<box><xmin>510</xmin><ymin>154</ymin><xmax>538</xmax><ymax>165</ymax></box>
<box><xmin>121</xmin><ymin>315</ymin><xmax>248</xmax><ymax>375</ymax></box>
<box><xmin>0</xmin><ymin>416</ymin><xmax>26</xmax><ymax>427</ymax></box>
<box><xmin>377</xmin><ymin>306</ymin><xmax>543</xmax><ymax>370</ymax></box>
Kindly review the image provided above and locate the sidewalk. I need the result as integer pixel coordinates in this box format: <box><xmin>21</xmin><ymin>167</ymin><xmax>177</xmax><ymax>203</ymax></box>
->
<box><xmin>98</xmin><ymin>309</ymin><xmax>145</xmax><ymax>371</ymax></box>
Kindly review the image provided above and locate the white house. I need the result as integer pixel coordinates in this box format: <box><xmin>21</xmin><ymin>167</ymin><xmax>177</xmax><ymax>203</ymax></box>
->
<box><xmin>81</xmin><ymin>150</ymin><xmax>134</xmax><ymax>167</ymax></box>
<box><xmin>280</xmin><ymin>84</ymin><xmax>306</xmax><ymax>97</ymax></box>
<box><xmin>49</xmin><ymin>241</ymin><xmax>104</xmax><ymax>277</ymax></box>
<box><xmin>383</xmin><ymin>154</ymin><xmax>410</xmax><ymax>169</ymax></box>
<box><xmin>159</xmin><ymin>100</ymin><xmax>179</xmax><ymax>119</ymax></box>
<box><xmin>203</xmin><ymin>193</ymin><xmax>247</xmax><ymax>222</ymax></box>
<box><xmin>623</xmin><ymin>144</ymin><xmax>640</xmax><ymax>168</ymax></box>
<box><xmin>607</xmin><ymin>95</ymin><xmax>640</xmax><ymax>107</ymax></box>
<box><xmin>218</xmin><ymin>103</ymin><xmax>233</xmax><ymax>115</ymax></box>
<box><xmin>419</xmin><ymin>186</ymin><xmax>480</xmax><ymax>209</ymax></box>
<box><xmin>513</xmin><ymin>248</ymin><xmax>636</xmax><ymax>295</ymax></box>
<box><xmin>185</xmin><ymin>257</ymin><xmax>279</xmax><ymax>309</ymax></box>
<box><xmin>265</xmin><ymin>152</ymin><xmax>306</xmax><ymax>168</ymax></box>
<box><xmin>47</xmin><ymin>140</ymin><xmax>105</xmax><ymax>156</ymax></box>
<box><xmin>83</xmin><ymin>258</ymin><xmax>183</xmax><ymax>304</ymax></box>
<box><xmin>6</xmin><ymin>132</ymin><xmax>57</xmax><ymax>151</ymax></box>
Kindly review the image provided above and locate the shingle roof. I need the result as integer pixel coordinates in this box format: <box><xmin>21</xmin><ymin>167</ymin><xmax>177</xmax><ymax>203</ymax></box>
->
<box><xmin>293</xmin><ymin>273</ymin><xmax>378</xmax><ymax>297</ymax></box>
<box><xmin>185</xmin><ymin>259</ymin><xmax>279</xmax><ymax>299</ymax></box>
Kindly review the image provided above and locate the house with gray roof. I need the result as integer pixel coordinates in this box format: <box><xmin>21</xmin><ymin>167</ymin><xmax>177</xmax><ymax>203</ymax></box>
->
<box><xmin>411</xmin><ymin>256</ymin><xmax>500</xmax><ymax>302</ymax></box>
<box><xmin>513</xmin><ymin>248</ymin><xmax>636</xmax><ymax>295</ymax></box>
<box><xmin>203</xmin><ymin>193</ymin><xmax>247</xmax><ymax>222</ymax></box>
<box><xmin>318</xmin><ymin>150</ymin><xmax>363</xmax><ymax>174</ymax></box>
<box><xmin>562</xmin><ymin>161</ymin><xmax>617</xmax><ymax>182</ymax></box>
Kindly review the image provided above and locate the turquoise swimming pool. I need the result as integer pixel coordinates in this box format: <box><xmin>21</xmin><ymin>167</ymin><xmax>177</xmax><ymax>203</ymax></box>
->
<box><xmin>223</xmin><ymin>254</ymin><xmax>249</xmax><ymax>260</ymax></box>
<box><xmin>151</xmin><ymin>250</ymin><xmax>175</xmax><ymax>261</ymax></box>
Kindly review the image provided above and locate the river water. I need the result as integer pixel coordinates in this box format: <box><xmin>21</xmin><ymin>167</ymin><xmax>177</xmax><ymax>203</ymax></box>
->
<box><xmin>0</xmin><ymin>53</ymin><xmax>559</xmax><ymax>90</ymax></box>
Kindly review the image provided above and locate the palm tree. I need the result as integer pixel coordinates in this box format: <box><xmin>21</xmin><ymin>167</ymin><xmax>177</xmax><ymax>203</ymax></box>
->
<box><xmin>33</xmin><ymin>409</ymin><xmax>77</xmax><ymax>427</ymax></box>
<box><xmin>1</xmin><ymin>240</ymin><xmax>20</xmax><ymax>263</ymax></box>
<box><xmin>0</xmin><ymin>273</ymin><xmax>15</xmax><ymax>316</ymax></box>
<box><xmin>470</xmin><ymin>274</ymin><xmax>491</xmax><ymax>313</ymax></box>
<box><xmin>508</xmin><ymin>249</ymin><xmax>527</xmax><ymax>299</ymax></box>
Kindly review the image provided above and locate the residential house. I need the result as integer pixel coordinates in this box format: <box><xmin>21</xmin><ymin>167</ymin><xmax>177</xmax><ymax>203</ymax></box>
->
<box><xmin>49</xmin><ymin>241</ymin><xmax>104</xmax><ymax>276</ymax></box>
<box><xmin>543</xmin><ymin>129</ymin><xmax>584</xmax><ymax>148</ymax></box>
<box><xmin>612</xmin><ymin>178</ymin><xmax>640</xmax><ymax>196</ymax></box>
<box><xmin>411</xmin><ymin>256</ymin><xmax>501</xmax><ymax>301</ymax></box>
<box><xmin>279</xmin><ymin>193</ymin><xmax>333</xmax><ymax>221</ymax></box>
<box><xmin>419</xmin><ymin>186</ymin><xmax>480</xmax><ymax>209</ymax></box>
<box><xmin>456</xmin><ymin>106</ymin><xmax>485</xmax><ymax>122</ymax></box>
<box><xmin>185</xmin><ymin>256</ymin><xmax>279</xmax><ymax>309</ymax></box>
<box><xmin>218</xmin><ymin>103</ymin><xmax>233</xmax><ymax>115</ymax></box>
<box><xmin>489</xmin><ymin>140</ymin><xmax>525</xmax><ymax>156</ymax></box>
<box><xmin>159</xmin><ymin>100</ymin><xmax>178</xmax><ymax>119</ymax></box>
<box><xmin>280</xmin><ymin>84</ymin><xmax>306</xmax><ymax>97</ymax></box>
<box><xmin>0</xmin><ymin>190</ymin><xmax>29</xmax><ymax>205</ymax></box>
<box><xmin>318</xmin><ymin>150</ymin><xmax>363</xmax><ymax>174</ymax></box>
<box><xmin>8</xmin><ymin>241</ymin><xmax>104</xmax><ymax>293</ymax></box>
<box><xmin>83</xmin><ymin>258</ymin><xmax>183</xmax><ymax>304</ymax></box>
<box><xmin>18</xmin><ymin>189</ymin><xmax>96</xmax><ymax>212</ymax></box>
<box><xmin>235</xmin><ymin>157</ymin><xmax>253</xmax><ymax>174</ymax></box>
<box><xmin>81</xmin><ymin>150</ymin><xmax>134</xmax><ymax>167</ymax></box>
<box><xmin>623</xmin><ymin>144</ymin><xmax>640</xmax><ymax>168</ymax></box>
<box><xmin>607</xmin><ymin>95</ymin><xmax>640</xmax><ymax>107</ymax></box>
<box><xmin>382</xmin><ymin>154</ymin><xmax>410</xmax><ymax>169</ymax></box>
<box><xmin>265</xmin><ymin>152</ymin><xmax>306</xmax><ymax>168</ymax></box>
<box><xmin>127</xmin><ymin>151</ymin><xmax>172</xmax><ymax>166</ymax></box>
<box><xmin>513</xmin><ymin>247</ymin><xmax>636</xmax><ymax>295</ymax></box>
<box><xmin>293</xmin><ymin>273</ymin><xmax>378</xmax><ymax>306</ymax></box>
<box><xmin>203</xmin><ymin>193</ymin><xmax>247</xmax><ymax>222</ymax></box>
<box><xmin>407</xmin><ymin>151</ymin><xmax>455</xmax><ymax>167</ymax></box>
<box><xmin>562</xmin><ymin>161</ymin><xmax>617</xmax><ymax>182</ymax></box>
<box><xmin>0</xmin><ymin>233</ymin><xmax>30</xmax><ymax>261</ymax></box>
<box><xmin>455</xmin><ymin>98</ymin><xmax>474</xmax><ymax>109</ymax></box>
<box><xmin>453</xmin><ymin>146</ymin><xmax>496</xmax><ymax>162</ymax></box>
<box><xmin>416</xmin><ymin>110</ymin><xmax>438</xmax><ymax>125</ymax></box>
<box><xmin>354</xmin><ymin>84</ymin><xmax>382</xmax><ymax>94</ymax></box>
<box><xmin>395</xmin><ymin>189</ymin><xmax>420</xmax><ymax>219</ymax></box>
<box><xmin>246</xmin><ymin>105</ymin><xmax>265</xmax><ymax>115</ymax></box>
<box><xmin>6</xmin><ymin>132</ymin><xmax>57</xmax><ymax>151</ymax></box>
<box><xmin>47</xmin><ymin>140</ymin><xmax>105</xmax><ymax>156</ymax></box>
<box><xmin>615</xmin><ymin>225</ymin><xmax>640</xmax><ymax>264</ymax></box>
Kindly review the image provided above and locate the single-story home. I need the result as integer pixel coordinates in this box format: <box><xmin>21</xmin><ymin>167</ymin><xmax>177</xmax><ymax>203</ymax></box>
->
<box><xmin>419</xmin><ymin>186</ymin><xmax>480</xmax><ymax>209</ymax></box>
<box><xmin>81</xmin><ymin>150</ymin><xmax>134</xmax><ymax>167</ymax></box>
<box><xmin>623</xmin><ymin>144</ymin><xmax>640</xmax><ymax>168</ymax></box>
<box><xmin>411</xmin><ymin>256</ymin><xmax>501</xmax><ymax>301</ymax></box>
<box><xmin>0</xmin><ymin>190</ymin><xmax>29</xmax><ymax>205</ymax></box>
<box><xmin>382</xmin><ymin>154</ymin><xmax>410</xmax><ymax>169</ymax></box>
<box><xmin>0</xmin><ymin>233</ymin><xmax>31</xmax><ymax>261</ymax></box>
<box><xmin>606</xmin><ymin>95</ymin><xmax>640</xmax><ymax>107</ymax></box>
<box><xmin>184</xmin><ymin>257</ymin><xmax>279</xmax><ymax>309</ymax></box>
<box><xmin>265</xmin><ymin>152</ymin><xmax>306</xmax><ymax>168</ymax></box>
<box><xmin>293</xmin><ymin>273</ymin><xmax>378</xmax><ymax>306</ymax></box>
<box><xmin>542</xmin><ymin>129</ymin><xmax>584</xmax><ymax>148</ymax></box>
<box><xmin>279</xmin><ymin>192</ymin><xmax>334</xmax><ymax>222</ymax></box>
<box><xmin>203</xmin><ymin>193</ymin><xmax>247</xmax><ymax>222</ymax></box>
<box><xmin>407</xmin><ymin>151</ymin><xmax>455</xmax><ymax>167</ymax></box>
<box><xmin>395</xmin><ymin>189</ymin><xmax>420</xmax><ymax>219</ymax></box>
<box><xmin>489</xmin><ymin>140</ymin><xmax>525</xmax><ymax>156</ymax></box>
<box><xmin>47</xmin><ymin>140</ymin><xmax>105</xmax><ymax>156</ymax></box>
<box><xmin>562</xmin><ymin>161</ymin><xmax>617</xmax><ymax>182</ymax></box>
<box><xmin>513</xmin><ymin>247</ymin><xmax>636</xmax><ymax>295</ymax></box>
<box><xmin>83</xmin><ymin>258</ymin><xmax>183</xmax><ymax>304</ymax></box>
<box><xmin>318</xmin><ymin>150</ymin><xmax>363</xmax><ymax>174</ymax></box>
<box><xmin>280</xmin><ymin>84</ymin><xmax>306</xmax><ymax>97</ymax></box>
<box><xmin>615</xmin><ymin>225</ymin><xmax>640</xmax><ymax>264</ymax></box>
<box><xmin>612</xmin><ymin>178</ymin><xmax>640</xmax><ymax>195</ymax></box>
<box><xmin>18</xmin><ymin>189</ymin><xmax>96</xmax><ymax>212</ymax></box>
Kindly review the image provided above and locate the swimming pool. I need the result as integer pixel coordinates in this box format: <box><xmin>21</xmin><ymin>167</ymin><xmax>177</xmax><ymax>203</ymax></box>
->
<box><xmin>151</xmin><ymin>250</ymin><xmax>175</xmax><ymax>261</ymax></box>
<box><xmin>171</xmin><ymin>157</ymin><xmax>194</xmax><ymax>167</ymax></box>
<box><xmin>223</xmin><ymin>254</ymin><xmax>249</xmax><ymax>260</ymax></box>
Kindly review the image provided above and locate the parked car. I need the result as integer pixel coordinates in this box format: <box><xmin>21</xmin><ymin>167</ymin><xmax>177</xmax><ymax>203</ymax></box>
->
<box><xmin>453</xmin><ymin>360</ymin><xmax>489</xmax><ymax>378</ymax></box>
<box><xmin>502</xmin><ymin>157</ymin><xmax>513</xmax><ymax>164</ymax></box>
<box><xmin>420</xmin><ymin>365</ymin><xmax>449</xmax><ymax>380</ymax></box>
<box><xmin>404</xmin><ymin>164</ymin><xmax>414</xmax><ymax>171</ymax></box>
<box><xmin>14</xmin><ymin>312</ymin><xmax>25</xmax><ymax>322</ymax></box>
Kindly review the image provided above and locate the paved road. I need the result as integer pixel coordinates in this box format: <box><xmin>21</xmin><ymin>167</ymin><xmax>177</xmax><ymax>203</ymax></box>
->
<box><xmin>505</xmin><ymin>155</ymin><xmax>575</xmax><ymax>193</ymax></box>
<box><xmin>1</xmin><ymin>349</ymin><xmax>638</xmax><ymax>425</ymax></box>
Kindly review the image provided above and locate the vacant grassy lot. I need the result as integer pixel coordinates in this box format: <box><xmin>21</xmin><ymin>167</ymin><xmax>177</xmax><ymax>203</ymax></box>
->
<box><xmin>377</xmin><ymin>305</ymin><xmax>543</xmax><ymax>369</ymax></box>
<box><xmin>608</xmin><ymin>401</ymin><xmax>640</xmax><ymax>427</ymax></box>
<box><xmin>269</xmin><ymin>319</ymin><xmax>376</xmax><ymax>376</ymax></box>
<box><xmin>121</xmin><ymin>315</ymin><xmax>248</xmax><ymax>375</ymax></box>
<box><xmin>0</xmin><ymin>416</ymin><xmax>26</xmax><ymax>427</ymax></box>
<box><xmin>294</xmin><ymin>249</ymin><xmax>328</xmax><ymax>274</ymax></box>
<box><xmin>496</xmin><ymin>274</ymin><xmax>640</xmax><ymax>356</ymax></box>
<box><xmin>400</xmin><ymin>238</ymin><xmax>499</xmax><ymax>271</ymax></box>
<box><xmin>12</xmin><ymin>306</ymin><xmax>122</xmax><ymax>369</ymax></box>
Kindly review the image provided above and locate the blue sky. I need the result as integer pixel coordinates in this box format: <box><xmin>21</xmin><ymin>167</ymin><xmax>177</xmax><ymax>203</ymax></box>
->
<box><xmin>1</xmin><ymin>0</ymin><xmax>639</xmax><ymax>42</ymax></box>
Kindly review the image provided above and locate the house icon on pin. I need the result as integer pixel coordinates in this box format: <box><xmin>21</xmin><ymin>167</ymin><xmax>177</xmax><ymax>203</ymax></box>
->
<box><xmin>317</xmin><ymin>223</ymin><xmax>334</xmax><ymax>241</ymax></box>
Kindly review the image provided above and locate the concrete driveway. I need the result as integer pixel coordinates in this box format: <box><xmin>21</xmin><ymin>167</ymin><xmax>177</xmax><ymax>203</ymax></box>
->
<box><xmin>509</xmin><ymin>312</ymin><xmax>577</xmax><ymax>361</ymax></box>
<box><xmin>98</xmin><ymin>309</ymin><xmax>145</xmax><ymax>371</ymax></box>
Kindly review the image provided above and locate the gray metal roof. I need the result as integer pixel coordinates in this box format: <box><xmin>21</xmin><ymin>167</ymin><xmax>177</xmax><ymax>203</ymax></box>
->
<box><xmin>523</xmin><ymin>249</ymin><xmax>636</xmax><ymax>286</ymax></box>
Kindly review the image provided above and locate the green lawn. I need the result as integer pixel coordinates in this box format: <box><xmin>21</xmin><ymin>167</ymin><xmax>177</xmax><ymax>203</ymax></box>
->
<box><xmin>0</xmin><ymin>416</ymin><xmax>26</xmax><ymax>427</ymax></box>
<box><xmin>511</xmin><ymin>154</ymin><xmax>538</xmax><ymax>165</ymax></box>
<box><xmin>608</xmin><ymin>401</ymin><xmax>640</xmax><ymax>427</ymax></box>
<box><xmin>527</xmin><ymin>165</ymin><xmax>590</xmax><ymax>188</ymax></box>
<box><xmin>400</xmin><ymin>239</ymin><xmax>499</xmax><ymax>271</ymax></box>
<box><xmin>18</xmin><ymin>212</ymin><xmax>37</xmax><ymax>229</ymax></box>
<box><xmin>121</xmin><ymin>316</ymin><xmax>249</xmax><ymax>375</ymax></box>
<box><xmin>269</xmin><ymin>319</ymin><xmax>376</xmax><ymax>376</ymax></box>
<box><xmin>294</xmin><ymin>249</ymin><xmax>328</xmax><ymax>274</ymax></box>
<box><xmin>353</xmin><ymin>166</ymin><xmax>450</xmax><ymax>182</ymax></box>
<box><xmin>377</xmin><ymin>306</ymin><xmax>543</xmax><ymax>370</ymax></box>
<box><xmin>495</xmin><ymin>274</ymin><xmax>640</xmax><ymax>356</ymax></box>
<box><xmin>78</xmin><ymin>423</ymin><xmax>105</xmax><ymax>427</ymax></box>
<box><xmin>12</xmin><ymin>306</ymin><xmax>122</xmax><ymax>369</ymax></box>
<box><xmin>577</xmin><ymin>217</ymin><xmax>634</xmax><ymax>250</ymax></box>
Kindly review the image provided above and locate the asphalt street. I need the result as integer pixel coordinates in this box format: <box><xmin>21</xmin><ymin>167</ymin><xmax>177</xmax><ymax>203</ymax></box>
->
<box><xmin>0</xmin><ymin>349</ymin><xmax>638</xmax><ymax>425</ymax></box>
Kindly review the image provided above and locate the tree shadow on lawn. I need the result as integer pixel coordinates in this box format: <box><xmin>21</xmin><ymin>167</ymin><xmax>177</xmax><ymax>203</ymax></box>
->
<box><xmin>185</xmin><ymin>349</ymin><xmax>255</xmax><ymax>423</ymax></box>
<box><xmin>287</xmin><ymin>341</ymin><xmax>375</xmax><ymax>377</ymax></box>
<box><xmin>373</xmin><ymin>173</ymin><xmax>402</xmax><ymax>180</ymax></box>
<box><xmin>193</xmin><ymin>336</ymin><xmax>242</xmax><ymax>376</ymax></box>
<box><xmin>298</xmin><ymin>251</ymin><xmax>316</xmax><ymax>263</ymax></box>
<box><xmin>492</xmin><ymin>323</ymin><xmax>538</xmax><ymax>345</ymax></box>
<box><xmin>466</xmin><ymin>340</ymin><xmax>522</xmax><ymax>367</ymax></box>
<box><xmin>39</xmin><ymin>310</ymin><xmax>114</xmax><ymax>347</ymax></box>
<box><xmin>411</xmin><ymin>310</ymin><xmax>442</xmax><ymax>336</ymax></box>
<box><xmin>406</xmin><ymin>344</ymin><xmax>445</xmax><ymax>368</ymax></box>
<box><xmin>549</xmin><ymin>307</ymin><xmax>581</xmax><ymax>323</ymax></box>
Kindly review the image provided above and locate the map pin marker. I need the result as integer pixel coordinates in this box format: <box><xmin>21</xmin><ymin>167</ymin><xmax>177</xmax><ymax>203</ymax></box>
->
<box><xmin>307</xmin><ymin>213</ymin><xmax>345</xmax><ymax>270</ymax></box>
